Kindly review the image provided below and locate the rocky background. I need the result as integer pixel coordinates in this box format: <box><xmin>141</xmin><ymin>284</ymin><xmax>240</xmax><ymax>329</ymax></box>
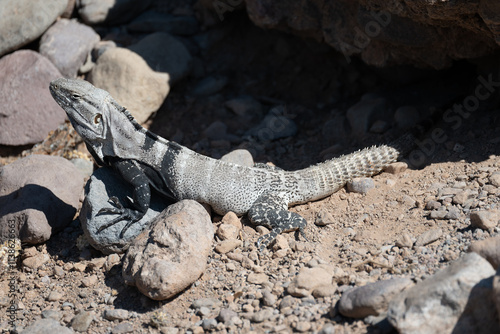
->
<box><xmin>1</xmin><ymin>0</ymin><xmax>500</xmax><ymax>333</ymax></box>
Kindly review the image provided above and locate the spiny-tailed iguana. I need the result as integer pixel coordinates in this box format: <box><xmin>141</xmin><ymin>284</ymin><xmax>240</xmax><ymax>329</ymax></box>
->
<box><xmin>49</xmin><ymin>78</ymin><xmax>414</xmax><ymax>250</ymax></box>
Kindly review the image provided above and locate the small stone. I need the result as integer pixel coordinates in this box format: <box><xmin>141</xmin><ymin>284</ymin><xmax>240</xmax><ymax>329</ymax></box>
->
<box><xmin>217</xmin><ymin>308</ymin><xmax>238</xmax><ymax>324</ymax></box>
<box><xmin>384</xmin><ymin>162</ymin><xmax>408</xmax><ymax>174</ymax></box>
<box><xmin>215</xmin><ymin>239</ymin><xmax>241</xmax><ymax>254</ymax></box>
<box><xmin>430</xmin><ymin>208</ymin><xmax>448</xmax><ymax>219</ymax></box>
<box><xmin>315</xmin><ymin>210</ymin><xmax>335</xmax><ymax>226</ymax></box>
<box><xmin>201</xmin><ymin>319</ymin><xmax>217</xmax><ymax>331</ymax></box>
<box><xmin>262</xmin><ymin>290</ymin><xmax>277</xmax><ymax>306</ymax></box>
<box><xmin>111</xmin><ymin>322</ymin><xmax>134</xmax><ymax>333</ymax></box>
<box><xmin>217</xmin><ymin>224</ymin><xmax>239</xmax><ymax>241</ymax></box>
<box><xmin>41</xmin><ymin>309</ymin><xmax>62</xmax><ymax>321</ymax></box>
<box><xmin>469</xmin><ymin>235</ymin><xmax>500</xmax><ymax>269</ymax></box>
<box><xmin>395</xmin><ymin>233</ymin><xmax>414</xmax><ymax>248</ymax></box>
<box><xmin>425</xmin><ymin>200</ymin><xmax>441</xmax><ymax>210</ymax></box>
<box><xmin>453</xmin><ymin>190</ymin><xmax>473</xmax><ymax>205</ymax></box>
<box><xmin>71</xmin><ymin>311</ymin><xmax>94</xmax><ymax>332</ymax></box>
<box><xmin>247</xmin><ymin>273</ymin><xmax>268</xmax><ymax>285</ymax></box>
<box><xmin>470</xmin><ymin>210</ymin><xmax>499</xmax><ymax>231</ymax></box>
<box><xmin>53</xmin><ymin>266</ymin><xmax>65</xmax><ymax>277</ymax></box>
<box><xmin>23</xmin><ymin>253</ymin><xmax>50</xmax><ymax>270</ymax></box>
<box><xmin>287</xmin><ymin>267</ymin><xmax>333</xmax><ymax>297</ymax></box>
<box><xmin>347</xmin><ymin>178</ymin><xmax>375</xmax><ymax>194</ymax></box>
<box><xmin>104</xmin><ymin>309</ymin><xmax>129</xmax><ymax>321</ymax></box>
<box><xmin>489</xmin><ymin>172</ymin><xmax>500</xmax><ymax>187</ymax></box>
<box><xmin>224</xmin><ymin>95</ymin><xmax>262</xmax><ymax>117</ymax></box>
<box><xmin>273</xmin><ymin>235</ymin><xmax>289</xmax><ymax>250</ymax></box>
<box><xmin>47</xmin><ymin>291</ymin><xmax>64</xmax><ymax>301</ymax></box>
<box><xmin>81</xmin><ymin>275</ymin><xmax>98</xmax><ymax>287</ymax></box>
<box><xmin>414</xmin><ymin>228</ymin><xmax>443</xmax><ymax>247</ymax></box>
<box><xmin>21</xmin><ymin>319</ymin><xmax>73</xmax><ymax>334</ymax></box>
<box><xmin>250</xmin><ymin>309</ymin><xmax>273</xmax><ymax>323</ymax></box>
<box><xmin>445</xmin><ymin>206</ymin><xmax>461</xmax><ymax>220</ymax></box>
<box><xmin>312</xmin><ymin>283</ymin><xmax>338</xmax><ymax>298</ymax></box>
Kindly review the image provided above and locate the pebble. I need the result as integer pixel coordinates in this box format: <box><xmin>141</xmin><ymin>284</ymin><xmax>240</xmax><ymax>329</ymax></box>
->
<box><xmin>104</xmin><ymin>309</ymin><xmax>129</xmax><ymax>321</ymax></box>
<box><xmin>111</xmin><ymin>322</ymin><xmax>134</xmax><ymax>333</ymax></box>
<box><xmin>287</xmin><ymin>266</ymin><xmax>334</xmax><ymax>297</ymax></box>
<box><xmin>202</xmin><ymin>318</ymin><xmax>218</xmax><ymax>330</ymax></box>
<box><xmin>395</xmin><ymin>233</ymin><xmax>414</xmax><ymax>248</ymax></box>
<box><xmin>468</xmin><ymin>235</ymin><xmax>500</xmax><ymax>269</ymax></box>
<box><xmin>315</xmin><ymin>210</ymin><xmax>335</xmax><ymax>226</ymax></box>
<box><xmin>347</xmin><ymin>178</ymin><xmax>375</xmax><ymax>194</ymax></box>
<box><xmin>41</xmin><ymin>309</ymin><xmax>62</xmax><ymax>321</ymax></box>
<box><xmin>21</xmin><ymin>318</ymin><xmax>73</xmax><ymax>334</ymax></box>
<box><xmin>489</xmin><ymin>172</ymin><xmax>500</xmax><ymax>187</ymax></box>
<box><xmin>81</xmin><ymin>275</ymin><xmax>98</xmax><ymax>287</ymax></box>
<box><xmin>384</xmin><ymin>162</ymin><xmax>408</xmax><ymax>174</ymax></box>
<box><xmin>470</xmin><ymin>210</ymin><xmax>499</xmax><ymax>230</ymax></box>
<box><xmin>251</xmin><ymin>308</ymin><xmax>273</xmax><ymax>323</ymax></box>
<box><xmin>78</xmin><ymin>0</ymin><xmax>152</xmax><ymax>25</ymax></box>
<box><xmin>414</xmin><ymin>228</ymin><xmax>443</xmax><ymax>247</ymax></box>
<box><xmin>217</xmin><ymin>308</ymin><xmax>238</xmax><ymax>324</ymax></box>
<box><xmin>47</xmin><ymin>291</ymin><xmax>64</xmax><ymax>302</ymax></box>
<box><xmin>71</xmin><ymin>311</ymin><xmax>95</xmax><ymax>332</ymax></box>
<box><xmin>217</xmin><ymin>223</ymin><xmax>240</xmax><ymax>240</ymax></box>
<box><xmin>224</xmin><ymin>95</ymin><xmax>263</xmax><ymax>117</ymax></box>
<box><xmin>247</xmin><ymin>273</ymin><xmax>269</xmax><ymax>284</ymax></box>
<box><xmin>215</xmin><ymin>239</ymin><xmax>242</xmax><ymax>254</ymax></box>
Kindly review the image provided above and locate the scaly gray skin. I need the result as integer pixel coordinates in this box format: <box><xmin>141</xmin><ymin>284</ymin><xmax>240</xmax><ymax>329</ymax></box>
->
<box><xmin>49</xmin><ymin>78</ymin><xmax>407</xmax><ymax>250</ymax></box>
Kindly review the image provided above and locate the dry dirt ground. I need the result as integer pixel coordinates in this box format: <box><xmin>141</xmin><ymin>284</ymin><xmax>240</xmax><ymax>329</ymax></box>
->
<box><xmin>1</xmin><ymin>12</ymin><xmax>500</xmax><ymax>334</ymax></box>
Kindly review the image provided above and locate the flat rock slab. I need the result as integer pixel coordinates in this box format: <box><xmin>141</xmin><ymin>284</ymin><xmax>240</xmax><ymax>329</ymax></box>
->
<box><xmin>0</xmin><ymin>0</ymin><xmax>67</xmax><ymax>56</ymax></box>
<box><xmin>0</xmin><ymin>50</ymin><xmax>65</xmax><ymax>145</ymax></box>
<box><xmin>0</xmin><ymin>155</ymin><xmax>84</xmax><ymax>244</ymax></box>
<box><xmin>40</xmin><ymin>18</ymin><xmax>100</xmax><ymax>78</ymax></box>
<box><xmin>122</xmin><ymin>200</ymin><xmax>213</xmax><ymax>300</ymax></box>
<box><xmin>80</xmin><ymin>167</ymin><xmax>171</xmax><ymax>254</ymax></box>
<box><xmin>388</xmin><ymin>252</ymin><xmax>498</xmax><ymax>334</ymax></box>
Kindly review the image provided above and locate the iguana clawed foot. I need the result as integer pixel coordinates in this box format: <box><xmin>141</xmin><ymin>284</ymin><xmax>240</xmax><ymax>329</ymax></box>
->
<box><xmin>97</xmin><ymin>196</ymin><xmax>143</xmax><ymax>237</ymax></box>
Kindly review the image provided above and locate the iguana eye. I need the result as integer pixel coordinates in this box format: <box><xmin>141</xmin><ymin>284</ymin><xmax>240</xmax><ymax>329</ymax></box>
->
<box><xmin>71</xmin><ymin>93</ymin><xmax>80</xmax><ymax>99</ymax></box>
<box><xmin>94</xmin><ymin>114</ymin><xmax>102</xmax><ymax>124</ymax></box>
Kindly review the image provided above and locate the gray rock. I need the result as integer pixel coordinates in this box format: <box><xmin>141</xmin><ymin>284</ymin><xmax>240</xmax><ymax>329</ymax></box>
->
<box><xmin>0</xmin><ymin>0</ymin><xmax>67</xmax><ymax>57</ymax></box>
<box><xmin>127</xmin><ymin>11</ymin><xmax>199</xmax><ymax>36</ymax></box>
<box><xmin>39</xmin><ymin>18</ymin><xmax>100</xmax><ymax>78</ymax></box>
<box><xmin>470</xmin><ymin>210</ymin><xmax>499</xmax><ymax>231</ymax></box>
<box><xmin>20</xmin><ymin>318</ymin><xmax>73</xmax><ymax>334</ymax></box>
<box><xmin>122</xmin><ymin>200</ymin><xmax>213</xmax><ymax>300</ymax></box>
<box><xmin>111</xmin><ymin>322</ymin><xmax>134</xmax><ymax>333</ymax></box>
<box><xmin>445</xmin><ymin>206</ymin><xmax>461</xmax><ymax>220</ymax></box>
<box><xmin>221</xmin><ymin>149</ymin><xmax>254</xmax><ymax>167</ymax></box>
<box><xmin>217</xmin><ymin>308</ymin><xmax>238</xmax><ymax>324</ymax></box>
<box><xmin>490</xmin><ymin>172</ymin><xmax>500</xmax><ymax>187</ymax></box>
<box><xmin>318</xmin><ymin>323</ymin><xmax>336</xmax><ymax>334</ymax></box>
<box><xmin>80</xmin><ymin>167</ymin><xmax>169</xmax><ymax>254</ymax></box>
<box><xmin>0</xmin><ymin>155</ymin><xmax>83</xmax><ymax>244</ymax></box>
<box><xmin>347</xmin><ymin>178</ymin><xmax>375</xmax><ymax>194</ymax></box>
<box><xmin>88</xmin><ymin>47</ymin><xmax>170</xmax><ymax>124</ymax></box>
<box><xmin>192</xmin><ymin>298</ymin><xmax>222</xmax><ymax>310</ymax></box>
<box><xmin>414</xmin><ymin>228</ymin><xmax>443</xmax><ymax>247</ymax></box>
<box><xmin>191</xmin><ymin>76</ymin><xmax>228</xmax><ymax>96</ymax></box>
<box><xmin>77</xmin><ymin>0</ymin><xmax>153</xmax><ymax>25</ymax></box>
<box><xmin>315</xmin><ymin>209</ymin><xmax>335</xmax><ymax>226</ymax></box>
<box><xmin>394</xmin><ymin>106</ymin><xmax>420</xmax><ymax>129</ymax></box>
<box><xmin>246</xmin><ymin>106</ymin><xmax>298</xmax><ymax>141</ymax></box>
<box><xmin>103</xmin><ymin>309</ymin><xmax>129</xmax><ymax>321</ymax></box>
<box><xmin>41</xmin><ymin>309</ymin><xmax>63</xmax><ymax>321</ymax></box>
<box><xmin>71</xmin><ymin>311</ymin><xmax>94</xmax><ymax>332</ymax></box>
<box><xmin>339</xmin><ymin>278</ymin><xmax>413</xmax><ymax>318</ymax></box>
<box><xmin>128</xmin><ymin>32</ymin><xmax>192</xmax><ymax>84</ymax></box>
<box><xmin>201</xmin><ymin>319</ymin><xmax>217</xmax><ymax>330</ymax></box>
<box><xmin>251</xmin><ymin>308</ymin><xmax>273</xmax><ymax>323</ymax></box>
<box><xmin>0</xmin><ymin>50</ymin><xmax>65</xmax><ymax>145</ymax></box>
<box><xmin>224</xmin><ymin>96</ymin><xmax>263</xmax><ymax>117</ymax></box>
<box><xmin>70</xmin><ymin>158</ymin><xmax>94</xmax><ymax>178</ymax></box>
<box><xmin>388</xmin><ymin>253</ymin><xmax>497</xmax><ymax>334</ymax></box>
<box><xmin>346</xmin><ymin>98</ymin><xmax>389</xmax><ymax>136</ymax></box>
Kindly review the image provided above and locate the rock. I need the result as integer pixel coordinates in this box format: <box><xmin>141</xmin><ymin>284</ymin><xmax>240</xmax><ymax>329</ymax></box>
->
<box><xmin>217</xmin><ymin>308</ymin><xmax>238</xmax><ymax>324</ymax></box>
<box><xmin>78</xmin><ymin>0</ymin><xmax>153</xmax><ymax>25</ymax></box>
<box><xmin>245</xmin><ymin>0</ymin><xmax>497</xmax><ymax>69</ymax></box>
<box><xmin>394</xmin><ymin>106</ymin><xmax>420</xmax><ymax>129</ymax></box>
<box><xmin>128</xmin><ymin>32</ymin><xmax>192</xmax><ymax>84</ymax></box>
<box><xmin>122</xmin><ymin>200</ymin><xmax>213</xmax><ymax>300</ymax></box>
<box><xmin>445</xmin><ymin>206</ymin><xmax>461</xmax><ymax>220</ymax></box>
<box><xmin>216</xmin><ymin>224</ymin><xmax>239</xmax><ymax>241</ymax></box>
<box><xmin>39</xmin><ymin>18</ymin><xmax>100</xmax><ymax>78</ymax></box>
<box><xmin>0</xmin><ymin>155</ymin><xmax>83</xmax><ymax>244</ymax></box>
<box><xmin>346</xmin><ymin>98</ymin><xmax>388</xmax><ymax>136</ymax></box>
<box><xmin>395</xmin><ymin>233</ymin><xmax>414</xmax><ymax>248</ymax></box>
<box><xmin>111</xmin><ymin>322</ymin><xmax>134</xmax><ymax>333</ymax></box>
<box><xmin>221</xmin><ymin>149</ymin><xmax>255</xmax><ymax>167</ymax></box>
<box><xmin>388</xmin><ymin>253</ymin><xmax>497</xmax><ymax>334</ymax></box>
<box><xmin>339</xmin><ymin>278</ymin><xmax>413</xmax><ymax>318</ymax></box>
<box><xmin>23</xmin><ymin>251</ymin><xmax>50</xmax><ymax>270</ymax></box>
<box><xmin>80</xmin><ymin>167</ymin><xmax>169</xmax><ymax>254</ymax></box>
<box><xmin>191</xmin><ymin>76</ymin><xmax>228</xmax><ymax>96</ymax></box>
<box><xmin>215</xmin><ymin>239</ymin><xmax>242</xmax><ymax>254</ymax></box>
<box><xmin>104</xmin><ymin>309</ymin><xmax>129</xmax><ymax>321</ymax></box>
<box><xmin>71</xmin><ymin>158</ymin><xmax>94</xmax><ymax>178</ymax></box>
<box><xmin>81</xmin><ymin>275</ymin><xmax>98</xmax><ymax>287</ymax></box>
<box><xmin>47</xmin><ymin>291</ymin><xmax>64</xmax><ymax>302</ymax></box>
<box><xmin>453</xmin><ymin>190</ymin><xmax>473</xmax><ymax>205</ymax></box>
<box><xmin>251</xmin><ymin>308</ymin><xmax>273</xmax><ymax>323</ymax></box>
<box><xmin>287</xmin><ymin>266</ymin><xmax>335</xmax><ymax>297</ymax></box>
<box><xmin>127</xmin><ymin>11</ymin><xmax>199</xmax><ymax>36</ymax></box>
<box><xmin>224</xmin><ymin>95</ymin><xmax>263</xmax><ymax>117</ymax></box>
<box><xmin>489</xmin><ymin>172</ymin><xmax>500</xmax><ymax>187</ymax></box>
<box><xmin>426</xmin><ymin>200</ymin><xmax>441</xmax><ymax>210</ymax></box>
<box><xmin>246</xmin><ymin>106</ymin><xmax>298</xmax><ymax>141</ymax></box>
<box><xmin>0</xmin><ymin>50</ymin><xmax>66</xmax><ymax>145</ymax></box>
<box><xmin>71</xmin><ymin>311</ymin><xmax>95</xmax><ymax>332</ymax></box>
<box><xmin>470</xmin><ymin>210</ymin><xmax>499</xmax><ymax>231</ymax></box>
<box><xmin>221</xmin><ymin>211</ymin><xmax>243</xmax><ymax>230</ymax></box>
<box><xmin>247</xmin><ymin>273</ymin><xmax>268</xmax><ymax>284</ymax></box>
<box><xmin>20</xmin><ymin>318</ymin><xmax>73</xmax><ymax>334</ymax></box>
<box><xmin>0</xmin><ymin>0</ymin><xmax>67</xmax><ymax>57</ymax></box>
<box><xmin>315</xmin><ymin>210</ymin><xmax>335</xmax><ymax>226</ymax></box>
<box><xmin>347</xmin><ymin>178</ymin><xmax>375</xmax><ymax>194</ymax></box>
<box><xmin>384</xmin><ymin>162</ymin><xmax>408</xmax><ymax>174</ymax></box>
<box><xmin>414</xmin><ymin>228</ymin><xmax>442</xmax><ymax>247</ymax></box>
<box><xmin>468</xmin><ymin>235</ymin><xmax>500</xmax><ymax>269</ymax></box>
<box><xmin>201</xmin><ymin>318</ymin><xmax>217</xmax><ymax>330</ymax></box>
<box><xmin>88</xmin><ymin>47</ymin><xmax>170</xmax><ymax>123</ymax></box>
<box><xmin>41</xmin><ymin>309</ymin><xmax>62</xmax><ymax>321</ymax></box>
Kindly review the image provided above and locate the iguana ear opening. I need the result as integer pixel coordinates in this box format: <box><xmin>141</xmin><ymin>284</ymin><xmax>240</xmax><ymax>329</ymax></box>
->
<box><xmin>94</xmin><ymin>114</ymin><xmax>102</xmax><ymax>124</ymax></box>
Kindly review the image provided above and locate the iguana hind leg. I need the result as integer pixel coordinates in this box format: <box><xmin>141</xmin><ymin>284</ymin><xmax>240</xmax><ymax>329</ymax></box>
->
<box><xmin>248</xmin><ymin>193</ymin><xmax>308</xmax><ymax>251</ymax></box>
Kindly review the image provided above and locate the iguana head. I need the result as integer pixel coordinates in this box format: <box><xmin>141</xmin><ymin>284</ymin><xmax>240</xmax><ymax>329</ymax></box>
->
<box><xmin>49</xmin><ymin>78</ymin><xmax>141</xmax><ymax>165</ymax></box>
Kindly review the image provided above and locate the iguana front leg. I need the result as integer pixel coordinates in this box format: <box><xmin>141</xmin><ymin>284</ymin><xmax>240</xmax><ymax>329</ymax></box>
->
<box><xmin>97</xmin><ymin>159</ymin><xmax>151</xmax><ymax>237</ymax></box>
<box><xmin>248</xmin><ymin>193</ymin><xmax>308</xmax><ymax>251</ymax></box>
